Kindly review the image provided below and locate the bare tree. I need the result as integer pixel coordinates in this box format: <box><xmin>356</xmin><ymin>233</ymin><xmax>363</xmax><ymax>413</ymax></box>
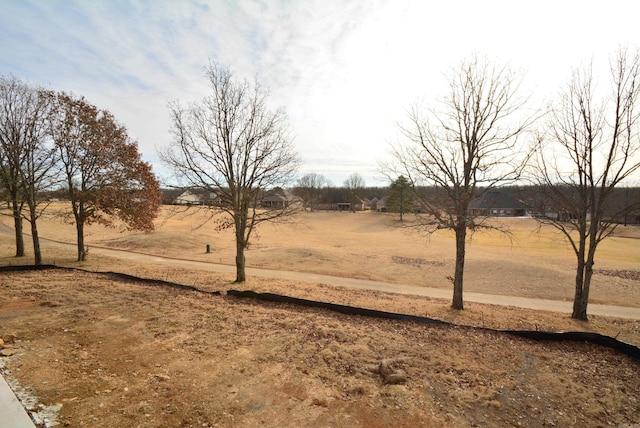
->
<box><xmin>48</xmin><ymin>92</ymin><xmax>162</xmax><ymax>261</ymax></box>
<box><xmin>0</xmin><ymin>75</ymin><xmax>53</xmax><ymax>264</ymax></box>
<box><xmin>0</xmin><ymin>75</ymin><xmax>28</xmax><ymax>257</ymax></box>
<box><xmin>534</xmin><ymin>49</ymin><xmax>640</xmax><ymax>320</ymax></box>
<box><xmin>293</xmin><ymin>172</ymin><xmax>327</xmax><ymax>211</ymax></box>
<box><xmin>19</xmin><ymin>93</ymin><xmax>56</xmax><ymax>266</ymax></box>
<box><xmin>161</xmin><ymin>63</ymin><xmax>299</xmax><ymax>282</ymax></box>
<box><xmin>344</xmin><ymin>173</ymin><xmax>365</xmax><ymax>212</ymax></box>
<box><xmin>389</xmin><ymin>56</ymin><xmax>534</xmax><ymax>310</ymax></box>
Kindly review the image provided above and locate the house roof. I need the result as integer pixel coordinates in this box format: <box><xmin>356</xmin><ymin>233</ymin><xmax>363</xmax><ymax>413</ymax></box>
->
<box><xmin>469</xmin><ymin>191</ymin><xmax>528</xmax><ymax>210</ymax></box>
<box><xmin>172</xmin><ymin>188</ymin><xmax>222</xmax><ymax>204</ymax></box>
<box><xmin>175</xmin><ymin>190</ymin><xmax>201</xmax><ymax>201</ymax></box>
<box><xmin>262</xmin><ymin>188</ymin><xmax>297</xmax><ymax>202</ymax></box>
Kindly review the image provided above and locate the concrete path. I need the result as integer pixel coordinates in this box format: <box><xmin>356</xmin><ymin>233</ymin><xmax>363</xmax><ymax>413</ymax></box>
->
<box><xmin>84</xmin><ymin>246</ymin><xmax>640</xmax><ymax>321</ymax></box>
<box><xmin>3</xmin><ymin>229</ymin><xmax>639</xmax><ymax>320</ymax></box>
<box><xmin>0</xmin><ymin>372</ymin><xmax>35</xmax><ymax>428</ymax></box>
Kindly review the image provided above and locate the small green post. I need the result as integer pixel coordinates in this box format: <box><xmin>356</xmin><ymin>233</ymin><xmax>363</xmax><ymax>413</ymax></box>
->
<box><xmin>206</xmin><ymin>244</ymin><xmax>211</xmax><ymax>253</ymax></box>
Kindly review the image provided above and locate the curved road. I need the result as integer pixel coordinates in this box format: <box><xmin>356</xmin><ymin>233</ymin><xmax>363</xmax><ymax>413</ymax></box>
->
<box><xmin>75</xmin><ymin>243</ymin><xmax>640</xmax><ymax>321</ymax></box>
<box><xmin>2</xmin><ymin>225</ymin><xmax>638</xmax><ymax>320</ymax></box>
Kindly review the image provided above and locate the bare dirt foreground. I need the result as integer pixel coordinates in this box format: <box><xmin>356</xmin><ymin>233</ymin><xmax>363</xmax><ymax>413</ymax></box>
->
<box><xmin>1</xmin><ymin>267</ymin><xmax>639</xmax><ymax>428</ymax></box>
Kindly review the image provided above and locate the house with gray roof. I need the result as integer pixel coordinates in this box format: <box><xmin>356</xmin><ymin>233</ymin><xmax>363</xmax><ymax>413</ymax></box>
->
<box><xmin>468</xmin><ymin>190</ymin><xmax>528</xmax><ymax>217</ymax></box>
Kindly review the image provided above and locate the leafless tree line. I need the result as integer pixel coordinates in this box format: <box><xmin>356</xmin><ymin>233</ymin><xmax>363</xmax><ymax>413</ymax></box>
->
<box><xmin>388</xmin><ymin>49</ymin><xmax>640</xmax><ymax>319</ymax></box>
<box><xmin>533</xmin><ymin>49</ymin><xmax>640</xmax><ymax>319</ymax></box>
<box><xmin>0</xmin><ymin>76</ymin><xmax>161</xmax><ymax>264</ymax></box>
<box><xmin>3</xmin><ymin>50</ymin><xmax>638</xmax><ymax>320</ymax></box>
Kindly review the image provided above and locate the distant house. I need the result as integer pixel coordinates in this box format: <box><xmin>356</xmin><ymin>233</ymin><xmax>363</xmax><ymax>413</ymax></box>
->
<box><xmin>369</xmin><ymin>198</ymin><xmax>377</xmax><ymax>210</ymax></box>
<box><xmin>205</xmin><ymin>191</ymin><xmax>223</xmax><ymax>206</ymax></box>
<box><xmin>161</xmin><ymin>188</ymin><xmax>184</xmax><ymax>205</ymax></box>
<box><xmin>468</xmin><ymin>191</ymin><xmax>528</xmax><ymax>217</ymax></box>
<box><xmin>172</xmin><ymin>189</ymin><xmax>224</xmax><ymax>206</ymax></box>
<box><xmin>336</xmin><ymin>202</ymin><xmax>351</xmax><ymax>212</ymax></box>
<box><xmin>174</xmin><ymin>190</ymin><xmax>202</xmax><ymax>205</ymax></box>
<box><xmin>261</xmin><ymin>188</ymin><xmax>300</xmax><ymax>209</ymax></box>
<box><xmin>538</xmin><ymin>209</ymin><xmax>592</xmax><ymax>222</ymax></box>
<box><xmin>361</xmin><ymin>198</ymin><xmax>373</xmax><ymax>211</ymax></box>
<box><xmin>374</xmin><ymin>196</ymin><xmax>388</xmax><ymax>212</ymax></box>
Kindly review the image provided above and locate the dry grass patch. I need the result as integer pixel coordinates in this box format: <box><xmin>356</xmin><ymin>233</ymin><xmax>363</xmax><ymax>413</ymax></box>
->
<box><xmin>3</xmin><ymin>204</ymin><xmax>639</xmax><ymax>306</ymax></box>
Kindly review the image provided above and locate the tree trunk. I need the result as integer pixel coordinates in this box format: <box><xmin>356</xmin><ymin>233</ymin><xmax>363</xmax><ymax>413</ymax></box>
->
<box><xmin>572</xmin><ymin>259</ymin><xmax>587</xmax><ymax>320</ymax></box>
<box><xmin>571</xmin><ymin>231</ymin><xmax>588</xmax><ymax>320</ymax></box>
<box><xmin>29</xmin><ymin>213</ymin><xmax>42</xmax><ymax>266</ymax></box>
<box><xmin>234</xmin><ymin>213</ymin><xmax>247</xmax><ymax>282</ymax></box>
<box><xmin>452</xmin><ymin>224</ymin><xmax>467</xmax><ymax>310</ymax></box>
<box><xmin>76</xmin><ymin>221</ymin><xmax>86</xmax><ymax>261</ymax></box>
<box><xmin>573</xmin><ymin>234</ymin><xmax>597</xmax><ymax>320</ymax></box>
<box><xmin>235</xmin><ymin>239</ymin><xmax>246</xmax><ymax>283</ymax></box>
<box><xmin>11</xmin><ymin>199</ymin><xmax>24</xmax><ymax>257</ymax></box>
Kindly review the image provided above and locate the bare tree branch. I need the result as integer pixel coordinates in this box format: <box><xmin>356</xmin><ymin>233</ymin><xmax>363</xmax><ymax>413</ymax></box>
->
<box><xmin>0</xmin><ymin>75</ymin><xmax>54</xmax><ymax>264</ymax></box>
<box><xmin>533</xmin><ymin>48</ymin><xmax>640</xmax><ymax>320</ymax></box>
<box><xmin>388</xmin><ymin>55</ymin><xmax>536</xmax><ymax>310</ymax></box>
<box><xmin>160</xmin><ymin>63</ymin><xmax>300</xmax><ymax>282</ymax></box>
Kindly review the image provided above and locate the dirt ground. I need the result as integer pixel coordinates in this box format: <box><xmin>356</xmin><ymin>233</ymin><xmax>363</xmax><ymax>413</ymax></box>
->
<box><xmin>1</xmin><ymin>268</ymin><xmax>639</xmax><ymax>428</ymax></box>
<box><xmin>0</xmin><ymin>207</ymin><xmax>639</xmax><ymax>427</ymax></box>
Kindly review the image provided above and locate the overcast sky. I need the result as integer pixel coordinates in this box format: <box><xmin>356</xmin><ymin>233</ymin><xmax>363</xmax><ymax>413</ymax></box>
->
<box><xmin>1</xmin><ymin>0</ymin><xmax>639</xmax><ymax>186</ymax></box>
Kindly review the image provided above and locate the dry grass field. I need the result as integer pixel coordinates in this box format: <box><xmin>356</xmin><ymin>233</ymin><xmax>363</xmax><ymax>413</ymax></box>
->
<box><xmin>8</xmin><ymin>203</ymin><xmax>640</xmax><ymax>305</ymax></box>
<box><xmin>1</xmin><ymin>204</ymin><xmax>640</xmax><ymax>427</ymax></box>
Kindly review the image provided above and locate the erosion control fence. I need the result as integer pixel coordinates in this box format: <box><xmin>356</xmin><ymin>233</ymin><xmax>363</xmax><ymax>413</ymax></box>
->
<box><xmin>226</xmin><ymin>290</ymin><xmax>640</xmax><ymax>361</ymax></box>
<box><xmin>2</xmin><ymin>265</ymin><xmax>638</xmax><ymax>360</ymax></box>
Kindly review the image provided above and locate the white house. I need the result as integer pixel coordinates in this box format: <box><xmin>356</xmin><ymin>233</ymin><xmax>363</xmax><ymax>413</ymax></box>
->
<box><xmin>174</xmin><ymin>190</ymin><xmax>202</xmax><ymax>205</ymax></box>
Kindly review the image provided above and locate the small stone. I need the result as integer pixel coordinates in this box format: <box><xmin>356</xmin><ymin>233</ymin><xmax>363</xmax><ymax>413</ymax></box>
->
<box><xmin>0</xmin><ymin>348</ymin><xmax>17</xmax><ymax>357</ymax></box>
<box><xmin>3</xmin><ymin>334</ymin><xmax>16</xmax><ymax>344</ymax></box>
<box><xmin>311</xmin><ymin>397</ymin><xmax>328</xmax><ymax>407</ymax></box>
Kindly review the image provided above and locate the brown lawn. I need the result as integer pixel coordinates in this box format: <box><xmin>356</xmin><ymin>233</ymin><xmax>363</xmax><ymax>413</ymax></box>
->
<box><xmin>0</xmin><ymin>204</ymin><xmax>639</xmax><ymax>427</ymax></box>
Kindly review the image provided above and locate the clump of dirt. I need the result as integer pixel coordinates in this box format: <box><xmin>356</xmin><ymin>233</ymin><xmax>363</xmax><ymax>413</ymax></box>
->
<box><xmin>0</xmin><ymin>269</ymin><xmax>639</xmax><ymax>428</ymax></box>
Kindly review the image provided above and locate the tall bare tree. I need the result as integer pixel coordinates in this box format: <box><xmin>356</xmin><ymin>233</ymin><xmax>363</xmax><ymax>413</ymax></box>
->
<box><xmin>534</xmin><ymin>49</ymin><xmax>640</xmax><ymax>320</ymax></box>
<box><xmin>161</xmin><ymin>63</ymin><xmax>299</xmax><ymax>282</ymax></box>
<box><xmin>344</xmin><ymin>173</ymin><xmax>365</xmax><ymax>212</ymax></box>
<box><xmin>19</xmin><ymin>92</ymin><xmax>56</xmax><ymax>266</ymax></box>
<box><xmin>48</xmin><ymin>92</ymin><xmax>162</xmax><ymax>261</ymax></box>
<box><xmin>0</xmin><ymin>75</ymin><xmax>53</xmax><ymax>264</ymax></box>
<box><xmin>0</xmin><ymin>75</ymin><xmax>26</xmax><ymax>257</ymax></box>
<box><xmin>293</xmin><ymin>172</ymin><xmax>327</xmax><ymax>211</ymax></box>
<box><xmin>389</xmin><ymin>56</ymin><xmax>534</xmax><ymax>310</ymax></box>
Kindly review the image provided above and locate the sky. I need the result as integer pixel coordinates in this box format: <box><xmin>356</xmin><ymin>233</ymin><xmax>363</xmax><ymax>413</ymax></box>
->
<box><xmin>1</xmin><ymin>0</ymin><xmax>640</xmax><ymax>187</ymax></box>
